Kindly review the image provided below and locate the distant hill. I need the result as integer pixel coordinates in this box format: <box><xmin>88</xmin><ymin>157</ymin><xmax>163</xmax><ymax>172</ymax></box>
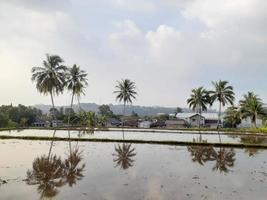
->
<box><xmin>34</xmin><ymin>103</ymin><xmax>217</xmax><ymax>116</ymax></box>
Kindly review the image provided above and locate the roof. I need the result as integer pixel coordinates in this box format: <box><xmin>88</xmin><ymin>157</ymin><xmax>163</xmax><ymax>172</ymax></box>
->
<box><xmin>176</xmin><ymin>112</ymin><xmax>220</xmax><ymax>120</ymax></box>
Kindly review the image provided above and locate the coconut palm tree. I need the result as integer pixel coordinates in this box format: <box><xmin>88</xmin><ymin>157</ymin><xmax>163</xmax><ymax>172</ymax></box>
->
<box><xmin>65</xmin><ymin>64</ymin><xmax>88</xmax><ymax>124</ymax></box>
<box><xmin>187</xmin><ymin>87</ymin><xmax>210</xmax><ymax>128</ymax></box>
<box><xmin>209</xmin><ymin>80</ymin><xmax>235</xmax><ymax>128</ymax></box>
<box><xmin>239</xmin><ymin>92</ymin><xmax>266</xmax><ymax>128</ymax></box>
<box><xmin>114</xmin><ymin>79</ymin><xmax>137</xmax><ymax>127</ymax></box>
<box><xmin>31</xmin><ymin>54</ymin><xmax>67</xmax><ymax>120</ymax></box>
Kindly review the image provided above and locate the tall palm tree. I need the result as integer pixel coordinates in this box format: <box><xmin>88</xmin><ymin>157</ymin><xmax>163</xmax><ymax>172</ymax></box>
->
<box><xmin>239</xmin><ymin>92</ymin><xmax>266</xmax><ymax>128</ymax></box>
<box><xmin>187</xmin><ymin>87</ymin><xmax>210</xmax><ymax>128</ymax></box>
<box><xmin>65</xmin><ymin>64</ymin><xmax>88</xmax><ymax>125</ymax></box>
<box><xmin>31</xmin><ymin>54</ymin><xmax>67</xmax><ymax>120</ymax></box>
<box><xmin>114</xmin><ymin>79</ymin><xmax>137</xmax><ymax>127</ymax></box>
<box><xmin>209</xmin><ymin>80</ymin><xmax>235</xmax><ymax>128</ymax></box>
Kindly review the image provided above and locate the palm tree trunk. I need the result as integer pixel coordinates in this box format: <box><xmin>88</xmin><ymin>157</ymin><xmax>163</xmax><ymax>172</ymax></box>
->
<box><xmin>78</xmin><ymin>97</ymin><xmax>82</xmax><ymax>112</ymax></box>
<box><xmin>68</xmin><ymin>92</ymin><xmax>75</xmax><ymax>126</ymax></box>
<box><xmin>198</xmin><ymin>105</ymin><xmax>201</xmax><ymax>128</ymax></box>
<box><xmin>122</xmin><ymin>102</ymin><xmax>125</xmax><ymax>140</ymax></box>
<box><xmin>218</xmin><ymin>102</ymin><xmax>222</xmax><ymax>129</ymax></box>
<box><xmin>252</xmin><ymin>114</ymin><xmax>257</xmax><ymax>128</ymax></box>
<box><xmin>50</xmin><ymin>91</ymin><xmax>56</xmax><ymax>122</ymax></box>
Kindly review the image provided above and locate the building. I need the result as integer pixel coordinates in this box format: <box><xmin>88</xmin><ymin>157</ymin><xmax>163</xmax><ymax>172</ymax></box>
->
<box><xmin>52</xmin><ymin>120</ymin><xmax>64</xmax><ymax>127</ymax></box>
<box><xmin>237</xmin><ymin>117</ymin><xmax>263</xmax><ymax>128</ymax></box>
<box><xmin>176</xmin><ymin>113</ymin><xmax>221</xmax><ymax>128</ymax></box>
<box><xmin>138</xmin><ymin>121</ymin><xmax>152</xmax><ymax>129</ymax></box>
<box><xmin>107</xmin><ymin>118</ymin><xmax>121</xmax><ymax>127</ymax></box>
<box><xmin>33</xmin><ymin>119</ymin><xmax>47</xmax><ymax>127</ymax></box>
<box><xmin>165</xmin><ymin>119</ymin><xmax>186</xmax><ymax>128</ymax></box>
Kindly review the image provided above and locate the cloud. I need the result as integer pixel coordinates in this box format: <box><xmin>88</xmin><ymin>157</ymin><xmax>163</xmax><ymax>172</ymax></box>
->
<box><xmin>111</xmin><ymin>0</ymin><xmax>157</xmax><ymax>12</ymax></box>
<box><xmin>0</xmin><ymin>0</ymin><xmax>267</xmax><ymax>107</ymax></box>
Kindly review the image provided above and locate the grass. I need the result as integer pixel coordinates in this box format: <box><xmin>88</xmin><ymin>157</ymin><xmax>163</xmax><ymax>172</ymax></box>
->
<box><xmin>0</xmin><ymin>127</ymin><xmax>18</xmax><ymax>131</ymax></box>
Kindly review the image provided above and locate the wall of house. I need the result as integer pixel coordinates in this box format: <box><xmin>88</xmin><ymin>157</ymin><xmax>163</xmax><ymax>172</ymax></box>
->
<box><xmin>189</xmin><ymin>116</ymin><xmax>205</xmax><ymax>127</ymax></box>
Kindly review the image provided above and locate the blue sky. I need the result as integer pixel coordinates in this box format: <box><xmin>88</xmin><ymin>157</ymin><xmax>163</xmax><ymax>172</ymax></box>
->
<box><xmin>0</xmin><ymin>0</ymin><xmax>266</xmax><ymax>109</ymax></box>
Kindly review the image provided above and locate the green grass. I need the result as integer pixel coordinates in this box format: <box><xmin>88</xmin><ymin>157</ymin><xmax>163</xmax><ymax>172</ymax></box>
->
<box><xmin>0</xmin><ymin>127</ymin><xmax>18</xmax><ymax>131</ymax></box>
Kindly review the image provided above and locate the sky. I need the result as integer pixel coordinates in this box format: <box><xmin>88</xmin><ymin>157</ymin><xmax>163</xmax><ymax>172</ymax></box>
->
<box><xmin>0</xmin><ymin>0</ymin><xmax>266</xmax><ymax>109</ymax></box>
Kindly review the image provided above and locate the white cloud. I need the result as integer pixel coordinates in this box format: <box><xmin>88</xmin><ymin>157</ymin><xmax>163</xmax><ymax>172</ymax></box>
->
<box><xmin>146</xmin><ymin>25</ymin><xmax>181</xmax><ymax>49</ymax></box>
<box><xmin>111</xmin><ymin>0</ymin><xmax>157</xmax><ymax>12</ymax></box>
<box><xmin>0</xmin><ymin>0</ymin><xmax>267</xmax><ymax>107</ymax></box>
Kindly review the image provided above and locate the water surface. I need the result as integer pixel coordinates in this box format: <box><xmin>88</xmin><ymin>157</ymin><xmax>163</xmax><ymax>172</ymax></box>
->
<box><xmin>0</xmin><ymin>139</ymin><xmax>266</xmax><ymax>199</ymax></box>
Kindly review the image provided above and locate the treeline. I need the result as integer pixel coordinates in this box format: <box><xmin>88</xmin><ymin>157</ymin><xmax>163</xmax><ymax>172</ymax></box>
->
<box><xmin>0</xmin><ymin>104</ymin><xmax>42</xmax><ymax>128</ymax></box>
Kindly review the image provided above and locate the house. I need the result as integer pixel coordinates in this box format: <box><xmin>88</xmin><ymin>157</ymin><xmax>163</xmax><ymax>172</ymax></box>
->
<box><xmin>237</xmin><ymin>117</ymin><xmax>263</xmax><ymax>128</ymax></box>
<box><xmin>201</xmin><ymin>113</ymin><xmax>221</xmax><ymax>128</ymax></box>
<box><xmin>151</xmin><ymin>120</ymin><xmax>166</xmax><ymax>128</ymax></box>
<box><xmin>33</xmin><ymin>119</ymin><xmax>47</xmax><ymax>127</ymax></box>
<box><xmin>176</xmin><ymin>113</ymin><xmax>221</xmax><ymax>128</ymax></box>
<box><xmin>123</xmin><ymin>120</ymin><xmax>138</xmax><ymax>127</ymax></box>
<box><xmin>165</xmin><ymin>119</ymin><xmax>186</xmax><ymax>128</ymax></box>
<box><xmin>139</xmin><ymin>121</ymin><xmax>152</xmax><ymax>129</ymax></box>
<box><xmin>188</xmin><ymin>114</ymin><xmax>205</xmax><ymax>127</ymax></box>
<box><xmin>107</xmin><ymin>118</ymin><xmax>121</xmax><ymax>127</ymax></box>
<box><xmin>52</xmin><ymin>120</ymin><xmax>64</xmax><ymax>127</ymax></box>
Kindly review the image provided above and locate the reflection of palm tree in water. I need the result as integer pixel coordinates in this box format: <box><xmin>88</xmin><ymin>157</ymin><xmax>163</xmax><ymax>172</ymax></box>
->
<box><xmin>26</xmin><ymin>130</ymin><xmax>85</xmax><ymax>199</ymax></box>
<box><xmin>210</xmin><ymin>148</ymin><xmax>235</xmax><ymax>173</ymax></box>
<box><xmin>241</xmin><ymin>135</ymin><xmax>267</xmax><ymax>156</ymax></box>
<box><xmin>188</xmin><ymin>135</ymin><xmax>236</xmax><ymax>173</ymax></box>
<box><xmin>26</xmin><ymin>154</ymin><xmax>65</xmax><ymax>199</ymax></box>
<box><xmin>113</xmin><ymin>129</ymin><xmax>137</xmax><ymax>170</ymax></box>
<box><xmin>113</xmin><ymin>142</ymin><xmax>136</xmax><ymax>170</ymax></box>
<box><xmin>66</xmin><ymin>130</ymin><xmax>85</xmax><ymax>187</ymax></box>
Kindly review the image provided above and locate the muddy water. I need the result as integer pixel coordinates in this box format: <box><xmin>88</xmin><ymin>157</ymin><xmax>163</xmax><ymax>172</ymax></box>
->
<box><xmin>0</xmin><ymin>139</ymin><xmax>266</xmax><ymax>200</ymax></box>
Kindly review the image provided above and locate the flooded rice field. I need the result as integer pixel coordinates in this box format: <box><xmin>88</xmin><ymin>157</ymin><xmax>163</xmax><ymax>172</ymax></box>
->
<box><xmin>1</xmin><ymin>129</ymin><xmax>267</xmax><ymax>145</ymax></box>
<box><xmin>0</xmin><ymin>137</ymin><xmax>266</xmax><ymax>199</ymax></box>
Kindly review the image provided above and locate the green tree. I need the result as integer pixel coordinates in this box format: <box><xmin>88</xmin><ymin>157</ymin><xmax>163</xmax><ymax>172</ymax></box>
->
<box><xmin>65</xmin><ymin>64</ymin><xmax>88</xmax><ymax>125</ymax></box>
<box><xmin>31</xmin><ymin>54</ymin><xmax>67</xmax><ymax>120</ymax></box>
<box><xmin>209</xmin><ymin>80</ymin><xmax>235</xmax><ymax>127</ymax></box>
<box><xmin>174</xmin><ymin>107</ymin><xmax>183</xmax><ymax>116</ymax></box>
<box><xmin>98</xmin><ymin>104</ymin><xmax>114</xmax><ymax>118</ymax></box>
<box><xmin>187</xmin><ymin>87</ymin><xmax>210</xmax><ymax>128</ymax></box>
<box><xmin>239</xmin><ymin>92</ymin><xmax>266</xmax><ymax>128</ymax></box>
<box><xmin>223</xmin><ymin>106</ymin><xmax>241</xmax><ymax>128</ymax></box>
<box><xmin>114</xmin><ymin>79</ymin><xmax>137</xmax><ymax>127</ymax></box>
<box><xmin>0</xmin><ymin>113</ymin><xmax>9</xmax><ymax>128</ymax></box>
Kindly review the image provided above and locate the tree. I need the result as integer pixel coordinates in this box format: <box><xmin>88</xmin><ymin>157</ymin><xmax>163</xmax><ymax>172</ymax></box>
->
<box><xmin>223</xmin><ymin>106</ymin><xmax>241</xmax><ymax>128</ymax></box>
<box><xmin>0</xmin><ymin>113</ymin><xmax>9</xmax><ymax>128</ymax></box>
<box><xmin>239</xmin><ymin>92</ymin><xmax>266</xmax><ymax>128</ymax></box>
<box><xmin>98</xmin><ymin>104</ymin><xmax>114</xmax><ymax>118</ymax></box>
<box><xmin>31</xmin><ymin>54</ymin><xmax>67</xmax><ymax>120</ymax></box>
<box><xmin>65</xmin><ymin>64</ymin><xmax>88</xmax><ymax>125</ymax></box>
<box><xmin>209</xmin><ymin>80</ymin><xmax>235</xmax><ymax>127</ymax></box>
<box><xmin>187</xmin><ymin>87</ymin><xmax>210</xmax><ymax>128</ymax></box>
<box><xmin>174</xmin><ymin>107</ymin><xmax>183</xmax><ymax>116</ymax></box>
<box><xmin>114</xmin><ymin>79</ymin><xmax>137</xmax><ymax>127</ymax></box>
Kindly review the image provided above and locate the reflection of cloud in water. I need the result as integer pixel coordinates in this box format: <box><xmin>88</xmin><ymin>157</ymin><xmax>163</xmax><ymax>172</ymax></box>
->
<box><xmin>144</xmin><ymin>178</ymin><xmax>165</xmax><ymax>200</ymax></box>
